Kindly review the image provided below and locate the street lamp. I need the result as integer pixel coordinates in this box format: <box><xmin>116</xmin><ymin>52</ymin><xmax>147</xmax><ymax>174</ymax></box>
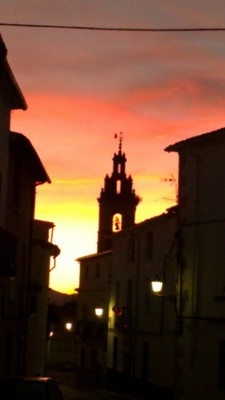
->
<box><xmin>151</xmin><ymin>275</ymin><xmax>176</xmax><ymax>302</ymax></box>
<box><xmin>95</xmin><ymin>307</ymin><xmax>104</xmax><ymax>317</ymax></box>
<box><xmin>65</xmin><ymin>322</ymin><xmax>73</xmax><ymax>331</ymax></box>
<box><xmin>151</xmin><ymin>275</ymin><xmax>163</xmax><ymax>294</ymax></box>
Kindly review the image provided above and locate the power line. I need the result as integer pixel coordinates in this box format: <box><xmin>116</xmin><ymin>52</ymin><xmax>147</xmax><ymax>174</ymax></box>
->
<box><xmin>1</xmin><ymin>22</ymin><xmax>225</xmax><ymax>32</ymax></box>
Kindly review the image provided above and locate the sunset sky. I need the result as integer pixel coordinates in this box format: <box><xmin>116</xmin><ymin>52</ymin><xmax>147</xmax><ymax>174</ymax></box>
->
<box><xmin>2</xmin><ymin>1</ymin><xmax>225</xmax><ymax>293</ymax></box>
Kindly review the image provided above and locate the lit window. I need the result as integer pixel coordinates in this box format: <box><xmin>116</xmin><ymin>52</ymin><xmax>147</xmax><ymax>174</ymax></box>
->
<box><xmin>95</xmin><ymin>262</ymin><xmax>100</xmax><ymax>279</ymax></box>
<box><xmin>112</xmin><ymin>213</ymin><xmax>122</xmax><ymax>232</ymax></box>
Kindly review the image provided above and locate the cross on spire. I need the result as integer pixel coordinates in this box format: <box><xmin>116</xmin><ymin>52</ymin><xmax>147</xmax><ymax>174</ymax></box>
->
<box><xmin>114</xmin><ymin>132</ymin><xmax>123</xmax><ymax>152</ymax></box>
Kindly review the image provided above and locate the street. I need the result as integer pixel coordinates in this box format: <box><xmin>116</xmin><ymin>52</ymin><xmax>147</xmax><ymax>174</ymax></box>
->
<box><xmin>49</xmin><ymin>370</ymin><xmax>134</xmax><ymax>400</ymax></box>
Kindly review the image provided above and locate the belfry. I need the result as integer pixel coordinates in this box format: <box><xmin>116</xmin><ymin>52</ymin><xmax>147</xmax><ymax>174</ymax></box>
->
<box><xmin>97</xmin><ymin>133</ymin><xmax>141</xmax><ymax>252</ymax></box>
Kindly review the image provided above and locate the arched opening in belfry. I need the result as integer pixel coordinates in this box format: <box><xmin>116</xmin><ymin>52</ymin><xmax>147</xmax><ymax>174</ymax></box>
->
<box><xmin>116</xmin><ymin>180</ymin><xmax>121</xmax><ymax>194</ymax></box>
<box><xmin>112</xmin><ymin>213</ymin><xmax>122</xmax><ymax>232</ymax></box>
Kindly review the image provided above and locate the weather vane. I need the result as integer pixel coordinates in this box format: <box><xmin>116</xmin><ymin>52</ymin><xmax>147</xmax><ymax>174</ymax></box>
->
<box><xmin>114</xmin><ymin>132</ymin><xmax>123</xmax><ymax>151</ymax></box>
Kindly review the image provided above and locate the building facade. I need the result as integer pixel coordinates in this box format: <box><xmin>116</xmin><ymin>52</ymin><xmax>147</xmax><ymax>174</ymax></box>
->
<box><xmin>107</xmin><ymin>208</ymin><xmax>177</xmax><ymax>397</ymax></box>
<box><xmin>165</xmin><ymin>127</ymin><xmax>225</xmax><ymax>400</ymax></box>
<box><xmin>0</xmin><ymin>35</ymin><xmax>59</xmax><ymax>376</ymax></box>
<box><xmin>76</xmin><ymin>137</ymin><xmax>140</xmax><ymax>385</ymax></box>
<box><xmin>0</xmin><ymin>35</ymin><xmax>27</xmax><ymax>228</ymax></box>
<box><xmin>76</xmin><ymin>138</ymin><xmax>177</xmax><ymax>395</ymax></box>
<box><xmin>26</xmin><ymin>220</ymin><xmax>60</xmax><ymax>375</ymax></box>
<box><xmin>76</xmin><ymin>250</ymin><xmax>112</xmax><ymax>386</ymax></box>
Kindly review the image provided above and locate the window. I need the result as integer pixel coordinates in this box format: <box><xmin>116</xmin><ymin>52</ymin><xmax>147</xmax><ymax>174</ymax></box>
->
<box><xmin>95</xmin><ymin>262</ymin><xmax>100</xmax><ymax>279</ymax></box>
<box><xmin>0</xmin><ymin>291</ymin><xmax>4</xmax><ymax>324</ymax></box>
<box><xmin>0</xmin><ymin>229</ymin><xmax>17</xmax><ymax>275</ymax></box>
<box><xmin>108</xmin><ymin>260</ymin><xmax>112</xmax><ymax>281</ymax></box>
<box><xmin>145</xmin><ymin>232</ymin><xmax>153</xmax><ymax>261</ymax></box>
<box><xmin>219</xmin><ymin>340</ymin><xmax>225</xmax><ymax>389</ymax></box>
<box><xmin>0</xmin><ymin>172</ymin><xmax>2</xmax><ymax>198</ymax></box>
<box><xmin>126</xmin><ymin>279</ymin><xmax>133</xmax><ymax>310</ymax></box>
<box><xmin>142</xmin><ymin>341</ymin><xmax>149</xmax><ymax>382</ymax></box>
<box><xmin>12</xmin><ymin>159</ymin><xmax>21</xmax><ymax>209</ymax></box>
<box><xmin>84</xmin><ymin>264</ymin><xmax>89</xmax><ymax>281</ymax></box>
<box><xmin>128</xmin><ymin>237</ymin><xmax>135</xmax><ymax>262</ymax></box>
<box><xmin>123</xmin><ymin>352</ymin><xmax>132</xmax><ymax>375</ymax></box>
<box><xmin>28</xmin><ymin>289</ymin><xmax>37</xmax><ymax>315</ymax></box>
<box><xmin>116</xmin><ymin>180</ymin><xmax>121</xmax><ymax>193</ymax></box>
<box><xmin>91</xmin><ymin>349</ymin><xmax>98</xmax><ymax>367</ymax></box>
<box><xmin>82</xmin><ymin>304</ymin><xmax>88</xmax><ymax>320</ymax></box>
<box><xmin>144</xmin><ymin>278</ymin><xmax>151</xmax><ymax>313</ymax></box>
<box><xmin>80</xmin><ymin>347</ymin><xmax>85</xmax><ymax>366</ymax></box>
<box><xmin>113</xmin><ymin>337</ymin><xmax>118</xmax><ymax>370</ymax></box>
<box><xmin>112</xmin><ymin>213</ymin><xmax>122</xmax><ymax>232</ymax></box>
<box><xmin>4</xmin><ymin>334</ymin><xmax>13</xmax><ymax>375</ymax></box>
<box><xmin>126</xmin><ymin>279</ymin><xmax>133</xmax><ymax>326</ymax></box>
<box><xmin>115</xmin><ymin>281</ymin><xmax>120</xmax><ymax>305</ymax></box>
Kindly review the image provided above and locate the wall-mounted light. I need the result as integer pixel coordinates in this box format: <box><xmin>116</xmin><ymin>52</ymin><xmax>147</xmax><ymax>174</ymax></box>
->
<box><xmin>65</xmin><ymin>322</ymin><xmax>73</xmax><ymax>331</ymax></box>
<box><xmin>151</xmin><ymin>275</ymin><xmax>163</xmax><ymax>294</ymax></box>
<box><xmin>95</xmin><ymin>307</ymin><xmax>104</xmax><ymax>317</ymax></box>
<box><xmin>151</xmin><ymin>275</ymin><xmax>176</xmax><ymax>302</ymax></box>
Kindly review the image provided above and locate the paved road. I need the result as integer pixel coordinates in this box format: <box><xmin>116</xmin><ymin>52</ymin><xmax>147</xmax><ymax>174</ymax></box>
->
<box><xmin>59</xmin><ymin>385</ymin><xmax>96</xmax><ymax>400</ymax></box>
<box><xmin>59</xmin><ymin>385</ymin><xmax>136</xmax><ymax>400</ymax></box>
<box><xmin>48</xmin><ymin>370</ymin><xmax>133</xmax><ymax>400</ymax></box>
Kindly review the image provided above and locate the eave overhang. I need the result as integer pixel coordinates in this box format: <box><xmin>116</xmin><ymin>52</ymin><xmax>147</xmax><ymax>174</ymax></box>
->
<box><xmin>165</xmin><ymin>127</ymin><xmax>225</xmax><ymax>153</ymax></box>
<box><xmin>10</xmin><ymin>131</ymin><xmax>51</xmax><ymax>185</ymax></box>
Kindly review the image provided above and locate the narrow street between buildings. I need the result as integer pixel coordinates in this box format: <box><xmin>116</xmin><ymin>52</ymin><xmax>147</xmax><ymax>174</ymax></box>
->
<box><xmin>48</xmin><ymin>370</ymin><xmax>141</xmax><ymax>400</ymax></box>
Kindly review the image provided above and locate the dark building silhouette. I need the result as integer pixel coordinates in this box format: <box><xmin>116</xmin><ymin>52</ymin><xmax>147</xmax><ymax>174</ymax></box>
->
<box><xmin>97</xmin><ymin>134</ymin><xmax>141</xmax><ymax>252</ymax></box>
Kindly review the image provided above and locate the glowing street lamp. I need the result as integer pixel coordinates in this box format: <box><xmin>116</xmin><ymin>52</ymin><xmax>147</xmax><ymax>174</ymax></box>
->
<box><xmin>151</xmin><ymin>275</ymin><xmax>177</xmax><ymax>304</ymax></box>
<box><xmin>151</xmin><ymin>275</ymin><xmax>163</xmax><ymax>294</ymax></box>
<box><xmin>95</xmin><ymin>307</ymin><xmax>104</xmax><ymax>317</ymax></box>
<box><xmin>65</xmin><ymin>322</ymin><xmax>73</xmax><ymax>331</ymax></box>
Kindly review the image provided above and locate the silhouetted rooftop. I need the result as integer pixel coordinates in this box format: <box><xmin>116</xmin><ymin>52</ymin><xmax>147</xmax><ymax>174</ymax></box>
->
<box><xmin>10</xmin><ymin>131</ymin><xmax>51</xmax><ymax>185</ymax></box>
<box><xmin>76</xmin><ymin>249</ymin><xmax>112</xmax><ymax>262</ymax></box>
<box><xmin>165</xmin><ymin>126</ymin><xmax>225</xmax><ymax>152</ymax></box>
<box><xmin>0</xmin><ymin>34</ymin><xmax>27</xmax><ymax>110</ymax></box>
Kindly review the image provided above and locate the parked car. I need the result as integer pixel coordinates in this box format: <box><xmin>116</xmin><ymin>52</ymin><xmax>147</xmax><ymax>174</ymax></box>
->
<box><xmin>0</xmin><ymin>376</ymin><xmax>64</xmax><ymax>400</ymax></box>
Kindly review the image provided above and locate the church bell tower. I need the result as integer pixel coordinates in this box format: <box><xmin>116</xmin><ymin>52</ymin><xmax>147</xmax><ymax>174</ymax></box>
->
<box><xmin>97</xmin><ymin>133</ymin><xmax>141</xmax><ymax>252</ymax></box>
